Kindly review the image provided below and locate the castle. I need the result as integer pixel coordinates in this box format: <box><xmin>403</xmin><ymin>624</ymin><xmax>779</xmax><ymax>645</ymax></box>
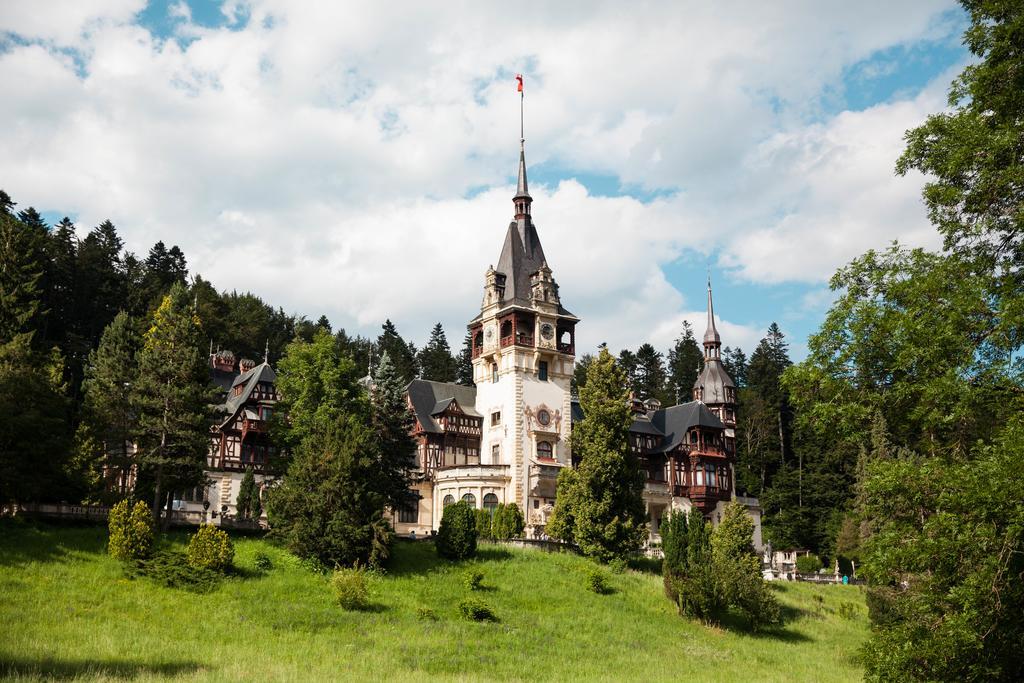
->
<box><xmin>179</xmin><ymin>136</ymin><xmax>763</xmax><ymax>548</ymax></box>
<box><xmin>395</xmin><ymin>139</ymin><xmax>763</xmax><ymax>547</ymax></box>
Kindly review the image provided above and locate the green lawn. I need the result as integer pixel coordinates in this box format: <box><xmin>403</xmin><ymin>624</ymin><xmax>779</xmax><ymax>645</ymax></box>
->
<box><xmin>0</xmin><ymin>521</ymin><xmax>867</xmax><ymax>681</ymax></box>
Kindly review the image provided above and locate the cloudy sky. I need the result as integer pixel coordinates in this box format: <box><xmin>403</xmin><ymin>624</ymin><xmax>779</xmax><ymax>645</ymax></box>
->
<box><xmin>0</xmin><ymin>1</ymin><xmax>969</xmax><ymax>359</ymax></box>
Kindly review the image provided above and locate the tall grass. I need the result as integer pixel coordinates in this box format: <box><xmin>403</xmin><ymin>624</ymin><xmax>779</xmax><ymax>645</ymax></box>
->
<box><xmin>0</xmin><ymin>520</ymin><xmax>867</xmax><ymax>681</ymax></box>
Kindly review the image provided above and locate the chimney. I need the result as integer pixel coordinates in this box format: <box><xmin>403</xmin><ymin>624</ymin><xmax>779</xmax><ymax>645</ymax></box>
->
<box><xmin>211</xmin><ymin>349</ymin><xmax>236</xmax><ymax>373</ymax></box>
<box><xmin>239</xmin><ymin>358</ymin><xmax>256</xmax><ymax>373</ymax></box>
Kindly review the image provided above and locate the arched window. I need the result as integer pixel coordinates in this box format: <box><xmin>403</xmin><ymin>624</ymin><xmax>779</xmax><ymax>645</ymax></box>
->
<box><xmin>491</xmin><ymin>363</ymin><xmax>498</xmax><ymax>382</ymax></box>
<box><xmin>537</xmin><ymin>441</ymin><xmax>553</xmax><ymax>459</ymax></box>
<box><xmin>462</xmin><ymin>493</ymin><xmax>476</xmax><ymax>508</ymax></box>
<box><xmin>483</xmin><ymin>493</ymin><xmax>499</xmax><ymax>515</ymax></box>
<box><xmin>442</xmin><ymin>494</ymin><xmax>455</xmax><ymax>508</ymax></box>
<box><xmin>500</xmin><ymin>320</ymin><xmax>512</xmax><ymax>339</ymax></box>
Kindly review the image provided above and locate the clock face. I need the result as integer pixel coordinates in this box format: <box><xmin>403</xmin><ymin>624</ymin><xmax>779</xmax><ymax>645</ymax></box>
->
<box><xmin>485</xmin><ymin>327</ymin><xmax>494</xmax><ymax>340</ymax></box>
<box><xmin>540</xmin><ymin>323</ymin><xmax>554</xmax><ymax>340</ymax></box>
<box><xmin>537</xmin><ymin>409</ymin><xmax>551</xmax><ymax>426</ymax></box>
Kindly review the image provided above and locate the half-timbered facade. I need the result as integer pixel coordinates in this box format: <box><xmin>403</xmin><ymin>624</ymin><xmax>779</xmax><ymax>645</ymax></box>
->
<box><xmin>173</xmin><ymin>350</ymin><xmax>279</xmax><ymax>524</ymax></box>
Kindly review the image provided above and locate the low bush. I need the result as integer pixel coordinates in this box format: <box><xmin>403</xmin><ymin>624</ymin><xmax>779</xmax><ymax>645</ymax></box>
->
<box><xmin>608</xmin><ymin>558</ymin><xmax>628</xmax><ymax>574</ymax></box>
<box><xmin>459</xmin><ymin>598</ymin><xmax>497</xmax><ymax>622</ymax></box>
<box><xmin>131</xmin><ymin>550</ymin><xmax>222</xmax><ymax>593</ymax></box>
<box><xmin>108</xmin><ymin>500</ymin><xmax>154</xmax><ymax>562</ymax></box>
<box><xmin>585</xmin><ymin>568</ymin><xmax>611</xmax><ymax>594</ymax></box>
<box><xmin>796</xmin><ymin>554</ymin><xmax>823</xmax><ymax>574</ymax></box>
<box><xmin>332</xmin><ymin>566</ymin><xmax>370</xmax><ymax>611</ymax></box>
<box><xmin>253</xmin><ymin>551</ymin><xmax>273</xmax><ymax>571</ymax></box>
<box><xmin>838</xmin><ymin>601</ymin><xmax>859</xmax><ymax>620</ymax></box>
<box><xmin>436</xmin><ymin>501</ymin><xmax>477</xmax><ymax>560</ymax></box>
<box><xmin>416</xmin><ymin>606</ymin><xmax>438</xmax><ymax>621</ymax></box>
<box><xmin>186</xmin><ymin>525</ymin><xmax>234</xmax><ymax>572</ymax></box>
<box><xmin>465</xmin><ymin>570</ymin><xmax>485</xmax><ymax>591</ymax></box>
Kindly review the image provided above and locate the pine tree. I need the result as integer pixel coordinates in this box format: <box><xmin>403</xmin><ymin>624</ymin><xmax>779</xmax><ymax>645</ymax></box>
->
<box><xmin>547</xmin><ymin>348</ymin><xmax>646</xmax><ymax>562</ymax></box>
<box><xmin>46</xmin><ymin>218</ymin><xmax>78</xmax><ymax>350</ymax></box>
<box><xmin>617</xmin><ymin>349</ymin><xmax>639</xmax><ymax>395</ymax></box>
<box><xmin>81</xmin><ymin>311</ymin><xmax>140</xmax><ymax>499</ymax></box>
<box><xmin>667</xmin><ymin>320</ymin><xmax>704</xmax><ymax>404</ymax></box>
<box><xmin>634</xmin><ymin>343</ymin><xmax>669</xmax><ymax>405</ymax></box>
<box><xmin>134</xmin><ymin>283</ymin><xmax>213</xmax><ymax>526</ymax></box>
<box><xmin>76</xmin><ymin>220</ymin><xmax>126</xmax><ymax>348</ymax></box>
<box><xmin>376</xmin><ymin>319</ymin><xmax>418</xmax><ymax>384</ymax></box>
<box><xmin>721</xmin><ymin>346</ymin><xmax>748</xmax><ymax>387</ymax></box>
<box><xmin>454</xmin><ymin>330</ymin><xmax>474</xmax><ymax>386</ymax></box>
<box><xmin>418</xmin><ymin>322</ymin><xmax>457</xmax><ymax>382</ymax></box>
<box><xmin>368</xmin><ymin>351</ymin><xmax>418</xmax><ymax>510</ymax></box>
<box><xmin>0</xmin><ymin>209</ymin><xmax>43</xmax><ymax>344</ymax></box>
<box><xmin>236</xmin><ymin>467</ymin><xmax>262</xmax><ymax>520</ymax></box>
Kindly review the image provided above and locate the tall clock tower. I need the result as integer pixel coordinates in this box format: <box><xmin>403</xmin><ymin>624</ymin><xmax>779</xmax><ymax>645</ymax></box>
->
<box><xmin>468</xmin><ymin>141</ymin><xmax>577</xmax><ymax>529</ymax></box>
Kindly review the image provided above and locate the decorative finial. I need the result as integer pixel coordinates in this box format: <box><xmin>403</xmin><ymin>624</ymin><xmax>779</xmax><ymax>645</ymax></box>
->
<box><xmin>264</xmin><ymin>338</ymin><xmax>269</xmax><ymax>363</ymax></box>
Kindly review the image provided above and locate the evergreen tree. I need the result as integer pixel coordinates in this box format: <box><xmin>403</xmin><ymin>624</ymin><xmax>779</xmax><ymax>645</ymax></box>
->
<box><xmin>140</xmin><ymin>241</ymin><xmax>188</xmax><ymax>309</ymax></box>
<box><xmin>368</xmin><ymin>351</ymin><xmax>418</xmax><ymax>511</ymax></box>
<box><xmin>268</xmin><ymin>417</ymin><xmax>392</xmax><ymax>568</ymax></box>
<box><xmin>417</xmin><ymin>323</ymin><xmax>457</xmax><ymax>382</ymax></box>
<box><xmin>454</xmin><ymin>330</ymin><xmax>474</xmax><ymax>386</ymax></box>
<box><xmin>634</xmin><ymin>343</ymin><xmax>669</xmax><ymax>405</ymax></box>
<box><xmin>572</xmin><ymin>352</ymin><xmax>594</xmax><ymax>396</ymax></box>
<box><xmin>236</xmin><ymin>467</ymin><xmax>262</xmax><ymax>520</ymax></box>
<box><xmin>46</xmin><ymin>217</ymin><xmax>78</xmax><ymax>351</ymax></box>
<box><xmin>547</xmin><ymin>348</ymin><xmax>646</xmax><ymax>562</ymax></box>
<box><xmin>376</xmin><ymin>319</ymin><xmax>418</xmax><ymax>384</ymax></box>
<box><xmin>336</xmin><ymin>328</ymin><xmax>374</xmax><ymax>378</ymax></box>
<box><xmin>721</xmin><ymin>346</ymin><xmax>748</xmax><ymax>387</ymax></box>
<box><xmin>81</xmin><ymin>311</ymin><xmax>140</xmax><ymax>499</ymax></box>
<box><xmin>0</xmin><ymin>209</ymin><xmax>43</xmax><ymax>344</ymax></box>
<box><xmin>272</xmin><ymin>329</ymin><xmax>366</xmax><ymax>453</ymax></box>
<box><xmin>76</xmin><ymin>220</ymin><xmax>126</xmax><ymax>348</ymax></box>
<box><xmin>134</xmin><ymin>283</ymin><xmax>213</xmax><ymax>526</ymax></box>
<box><xmin>616</xmin><ymin>348</ymin><xmax>639</xmax><ymax>395</ymax></box>
<box><xmin>667</xmin><ymin>321</ymin><xmax>703</xmax><ymax>404</ymax></box>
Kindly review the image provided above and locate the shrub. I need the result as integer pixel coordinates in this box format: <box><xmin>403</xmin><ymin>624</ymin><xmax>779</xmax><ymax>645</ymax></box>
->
<box><xmin>796</xmin><ymin>554</ymin><xmax>823</xmax><ymax>574</ymax></box>
<box><xmin>459</xmin><ymin>598</ymin><xmax>497</xmax><ymax>622</ymax></box>
<box><xmin>332</xmin><ymin>566</ymin><xmax>370</xmax><ymax>610</ymax></box>
<box><xmin>436</xmin><ymin>501</ymin><xmax>477</xmax><ymax>560</ymax></box>
<box><xmin>608</xmin><ymin>558</ymin><xmax>628</xmax><ymax>574</ymax></box>
<box><xmin>491</xmin><ymin>503</ymin><xmax>525</xmax><ymax>541</ymax></box>
<box><xmin>416</xmin><ymin>606</ymin><xmax>438</xmax><ymax>621</ymax></box>
<box><xmin>131</xmin><ymin>550</ymin><xmax>221</xmax><ymax>593</ymax></box>
<box><xmin>236</xmin><ymin>467</ymin><xmax>262</xmax><ymax>521</ymax></box>
<box><xmin>108</xmin><ymin>500</ymin><xmax>154</xmax><ymax>562</ymax></box>
<box><xmin>585</xmin><ymin>567</ymin><xmax>611</xmax><ymax>594</ymax></box>
<box><xmin>186</xmin><ymin>525</ymin><xmax>234</xmax><ymax>572</ymax></box>
<box><xmin>474</xmin><ymin>508</ymin><xmax>493</xmax><ymax>541</ymax></box>
<box><xmin>838</xmin><ymin>601</ymin><xmax>859</xmax><ymax>620</ymax></box>
<box><xmin>253</xmin><ymin>551</ymin><xmax>273</xmax><ymax>571</ymax></box>
<box><xmin>465</xmin><ymin>570</ymin><xmax>485</xmax><ymax>591</ymax></box>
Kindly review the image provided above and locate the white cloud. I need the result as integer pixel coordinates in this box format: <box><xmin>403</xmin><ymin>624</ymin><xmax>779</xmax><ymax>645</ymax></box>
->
<box><xmin>0</xmin><ymin>0</ymin><xmax>965</xmax><ymax>354</ymax></box>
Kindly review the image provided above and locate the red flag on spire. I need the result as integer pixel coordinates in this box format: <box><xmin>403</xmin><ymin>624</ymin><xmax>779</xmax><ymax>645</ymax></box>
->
<box><xmin>515</xmin><ymin>74</ymin><xmax>523</xmax><ymax>92</ymax></box>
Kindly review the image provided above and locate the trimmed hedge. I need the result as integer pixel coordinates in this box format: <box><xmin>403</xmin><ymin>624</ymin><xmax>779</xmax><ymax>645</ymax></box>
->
<box><xmin>186</xmin><ymin>525</ymin><xmax>234</xmax><ymax>572</ymax></box>
<box><xmin>108</xmin><ymin>500</ymin><xmax>154</xmax><ymax>562</ymax></box>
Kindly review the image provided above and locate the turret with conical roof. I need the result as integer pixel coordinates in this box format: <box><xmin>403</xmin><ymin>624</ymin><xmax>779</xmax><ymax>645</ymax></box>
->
<box><xmin>693</xmin><ymin>278</ymin><xmax>737</xmax><ymax>453</ymax></box>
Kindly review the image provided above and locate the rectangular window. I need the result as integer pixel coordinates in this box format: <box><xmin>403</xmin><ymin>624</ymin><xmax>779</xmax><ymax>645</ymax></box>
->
<box><xmin>491</xmin><ymin>363</ymin><xmax>498</xmax><ymax>382</ymax></box>
<box><xmin>491</xmin><ymin>444</ymin><xmax>499</xmax><ymax>461</ymax></box>
<box><xmin>398</xmin><ymin>496</ymin><xmax>419</xmax><ymax>524</ymax></box>
<box><xmin>538</xmin><ymin>361</ymin><xmax>548</xmax><ymax>381</ymax></box>
<box><xmin>491</xmin><ymin>411</ymin><xmax>501</xmax><ymax>426</ymax></box>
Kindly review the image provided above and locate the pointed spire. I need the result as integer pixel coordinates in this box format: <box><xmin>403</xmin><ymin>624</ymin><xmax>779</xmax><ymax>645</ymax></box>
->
<box><xmin>263</xmin><ymin>338</ymin><xmax>269</xmax><ymax>363</ymax></box>
<box><xmin>704</xmin><ymin>275</ymin><xmax>721</xmax><ymax>347</ymax></box>
<box><xmin>513</xmin><ymin>74</ymin><xmax>532</xmax><ymax>218</ymax></box>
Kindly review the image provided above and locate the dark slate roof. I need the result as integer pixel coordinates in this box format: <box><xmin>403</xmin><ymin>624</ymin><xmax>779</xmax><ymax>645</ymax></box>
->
<box><xmin>223</xmin><ymin>362</ymin><xmax>277</xmax><ymax>415</ymax></box>
<box><xmin>407</xmin><ymin>379</ymin><xmax>480</xmax><ymax>433</ymax></box>
<box><xmin>572</xmin><ymin>398</ymin><xmax>724</xmax><ymax>452</ymax></box>
<box><xmin>692</xmin><ymin>359</ymin><xmax>735</xmax><ymax>404</ymax></box>
<box><xmin>651</xmin><ymin>402</ymin><xmax>724</xmax><ymax>452</ymax></box>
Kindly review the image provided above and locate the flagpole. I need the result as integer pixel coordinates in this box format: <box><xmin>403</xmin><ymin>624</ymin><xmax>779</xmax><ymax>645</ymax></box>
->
<box><xmin>520</xmin><ymin>88</ymin><xmax>524</xmax><ymax>146</ymax></box>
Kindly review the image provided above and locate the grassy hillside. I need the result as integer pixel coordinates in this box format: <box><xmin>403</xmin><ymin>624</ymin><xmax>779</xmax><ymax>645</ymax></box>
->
<box><xmin>0</xmin><ymin>521</ymin><xmax>867</xmax><ymax>682</ymax></box>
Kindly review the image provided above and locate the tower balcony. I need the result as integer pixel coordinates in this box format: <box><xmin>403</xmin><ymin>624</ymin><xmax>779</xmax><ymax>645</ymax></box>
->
<box><xmin>500</xmin><ymin>332</ymin><xmax>534</xmax><ymax>348</ymax></box>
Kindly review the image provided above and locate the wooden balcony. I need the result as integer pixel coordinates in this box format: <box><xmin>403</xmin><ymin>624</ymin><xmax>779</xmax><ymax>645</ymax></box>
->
<box><xmin>558</xmin><ymin>342</ymin><xmax>574</xmax><ymax>354</ymax></box>
<box><xmin>500</xmin><ymin>334</ymin><xmax>535</xmax><ymax>348</ymax></box>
